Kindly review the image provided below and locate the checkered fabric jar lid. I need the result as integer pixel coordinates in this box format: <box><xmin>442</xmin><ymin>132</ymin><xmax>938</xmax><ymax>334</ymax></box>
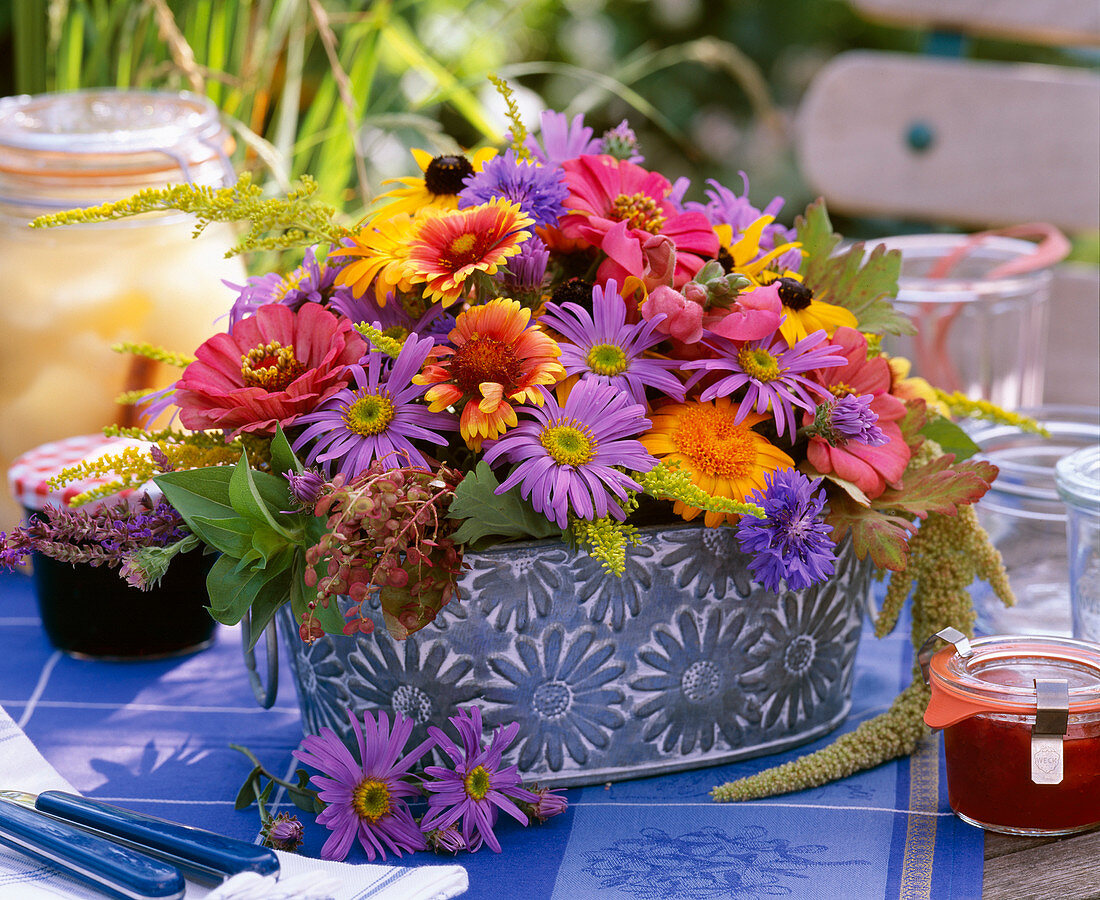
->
<box><xmin>7</xmin><ymin>434</ymin><xmax>148</xmax><ymax>511</ymax></box>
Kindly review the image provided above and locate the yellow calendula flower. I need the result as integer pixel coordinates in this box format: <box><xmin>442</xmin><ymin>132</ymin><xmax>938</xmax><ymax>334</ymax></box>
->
<box><xmin>330</xmin><ymin>214</ymin><xmax>417</xmax><ymax>303</ymax></box>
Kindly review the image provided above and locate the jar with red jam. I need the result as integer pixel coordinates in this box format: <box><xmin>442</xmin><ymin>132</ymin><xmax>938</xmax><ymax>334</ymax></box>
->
<box><xmin>924</xmin><ymin>633</ymin><xmax>1100</xmax><ymax>835</ymax></box>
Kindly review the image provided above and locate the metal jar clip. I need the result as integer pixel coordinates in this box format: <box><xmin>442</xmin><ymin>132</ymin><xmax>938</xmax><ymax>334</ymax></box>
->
<box><xmin>1031</xmin><ymin>678</ymin><xmax>1069</xmax><ymax>785</ymax></box>
<box><xmin>918</xmin><ymin>627</ymin><xmax>973</xmax><ymax>685</ymax></box>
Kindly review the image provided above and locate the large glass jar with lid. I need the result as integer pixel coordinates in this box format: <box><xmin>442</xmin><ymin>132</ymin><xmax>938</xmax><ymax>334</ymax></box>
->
<box><xmin>0</xmin><ymin>89</ymin><xmax>246</xmax><ymax>530</ymax></box>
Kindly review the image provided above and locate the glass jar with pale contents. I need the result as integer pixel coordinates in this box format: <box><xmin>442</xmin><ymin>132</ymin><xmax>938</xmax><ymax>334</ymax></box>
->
<box><xmin>924</xmin><ymin>635</ymin><xmax>1100</xmax><ymax>835</ymax></box>
<box><xmin>0</xmin><ymin>89</ymin><xmax>246</xmax><ymax>530</ymax></box>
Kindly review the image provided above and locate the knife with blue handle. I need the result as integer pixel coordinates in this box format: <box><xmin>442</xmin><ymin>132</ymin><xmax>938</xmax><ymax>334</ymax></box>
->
<box><xmin>33</xmin><ymin>791</ymin><xmax>280</xmax><ymax>884</ymax></box>
<box><xmin>0</xmin><ymin>797</ymin><xmax>186</xmax><ymax>900</ymax></box>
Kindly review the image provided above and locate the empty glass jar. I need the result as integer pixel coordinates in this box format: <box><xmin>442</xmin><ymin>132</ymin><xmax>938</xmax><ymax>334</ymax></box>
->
<box><xmin>1057</xmin><ymin>444</ymin><xmax>1100</xmax><ymax>643</ymax></box>
<box><xmin>969</xmin><ymin>407</ymin><xmax>1100</xmax><ymax>637</ymax></box>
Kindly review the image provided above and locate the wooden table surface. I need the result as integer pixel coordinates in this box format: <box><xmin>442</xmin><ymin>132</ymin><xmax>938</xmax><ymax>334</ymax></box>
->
<box><xmin>984</xmin><ymin>828</ymin><xmax>1100</xmax><ymax>899</ymax></box>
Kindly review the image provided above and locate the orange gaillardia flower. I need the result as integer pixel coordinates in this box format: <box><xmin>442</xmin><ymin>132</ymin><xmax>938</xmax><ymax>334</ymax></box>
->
<box><xmin>641</xmin><ymin>395</ymin><xmax>794</xmax><ymax>527</ymax></box>
<box><xmin>414</xmin><ymin>298</ymin><xmax>565</xmax><ymax>448</ymax></box>
<box><xmin>403</xmin><ymin>199</ymin><xmax>535</xmax><ymax>307</ymax></box>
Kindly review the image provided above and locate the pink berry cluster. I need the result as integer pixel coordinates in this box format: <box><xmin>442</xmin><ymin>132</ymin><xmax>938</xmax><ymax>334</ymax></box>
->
<box><xmin>300</xmin><ymin>462</ymin><xmax>464</xmax><ymax>641</ymax></box>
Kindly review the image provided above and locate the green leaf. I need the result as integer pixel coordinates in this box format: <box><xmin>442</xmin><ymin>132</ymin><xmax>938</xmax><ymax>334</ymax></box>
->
<box><xmin>206</xmin><ymin>552</ymin><xmax>290</xmax><ymax>629</ymax></box>
<box><xmin>920</xmin><ymin>416</ymin><xmax>980</xmax><ymax>461</ymax></box>
<box><xmin>229</xmin><ymin>457</ymin><xmax>295</xmax><ymax>539</ymax></box>
<box><xmin>234</xmin><ymin>765</ymin><xmax>263</xmax><ymax>810</ymax></box>
<box><xmin>270</xmin><ymin>425</ymin><xmax>303</xmax><ymax>477</ymax></box>
<box><xmin>448</xmin><ymin>462</ymin><xmax>563</xmax><ymax>546</ymax></box>
<box><xmin>243</xmin><ymin>569</ymin><xmax>295</xmax><ymax>651</ymax></box>
<box><xmin>155</xmin><ymin>466</ymin><xmax>235</xmax><ymax>527</ymax></box>
<box><xmin>289</xmin><ymin>770</ymin><xmax>323</xmax><ymax>814</ymax></box>
<box><xmin>796</xmin><ymin>199</ymin><xmax>913</xmax><ymax>336</ymax></box>
<box><xmin>188</xmin><ymin>513</ymin><xmax>254</xmax><ymax>558</ymax></box>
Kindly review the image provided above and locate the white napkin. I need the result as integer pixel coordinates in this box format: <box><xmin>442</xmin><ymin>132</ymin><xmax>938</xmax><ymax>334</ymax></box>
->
<box><xmin>0</xmin><ymin>704</ymin><xmax>468</xmax><ymax>900</ymax></box>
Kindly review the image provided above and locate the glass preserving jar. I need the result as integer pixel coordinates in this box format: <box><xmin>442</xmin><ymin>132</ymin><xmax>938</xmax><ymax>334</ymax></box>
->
<box><xmin>924</xmin><ymin>633</ymin><xmax>1100</xmax><ymax>836</ymax></box>
<box><xmin>1057</xmin><ymin>443</ymin><xmax>1100</xmax><ymax>643</ymax></box>
<box><xmin>868</xmin><ymin>233</ymin><xmax>1053</xmax><ymax>411</ymax></box>
<box><xmin>0</xmin><ymin>89</ymin><xmax>246</xmax><ymax>531</ymax></box>
<box><xmin>968</xmin><ymin>407</ymin><xmax>1100</xmax><ymax>637</ymax></box>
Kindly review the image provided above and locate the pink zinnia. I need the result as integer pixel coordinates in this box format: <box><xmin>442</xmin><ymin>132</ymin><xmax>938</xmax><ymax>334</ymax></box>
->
<box><xmin>173</xmin><ymin>303</ymin><xmax>366</xmax><ymax>437</ymax></box>
<box><xmin>558</xmin><ymin>155</ymin><xmax>718</xmax><ymax>288</ymax></box>
<box><xmin>803</xmin><ymin>327</ymin><xmax>911</xmax><ymax>498</ymax></box>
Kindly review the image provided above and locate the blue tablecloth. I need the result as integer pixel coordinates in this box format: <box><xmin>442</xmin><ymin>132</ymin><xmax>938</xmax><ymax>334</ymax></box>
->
<box><xmin>0</xmin><ymin>570</ymin><xmax>983</xmax><ymax>899</ymax></box>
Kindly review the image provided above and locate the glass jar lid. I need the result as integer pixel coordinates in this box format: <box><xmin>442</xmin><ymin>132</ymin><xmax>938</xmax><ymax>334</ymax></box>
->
<box><xmin>925</xmin><ymin>634</ymin><xmax>1100</xmax><ymax>728</ymax></box>
<box><xmin>1056</xmin><ymin>444</ymin><xmax>1100</xmax><ymax>513</ymax></box>
<box><xmin>0</xmin><ymin>89</ymin><xmax>234</xmax><ymax>212</ymax></box>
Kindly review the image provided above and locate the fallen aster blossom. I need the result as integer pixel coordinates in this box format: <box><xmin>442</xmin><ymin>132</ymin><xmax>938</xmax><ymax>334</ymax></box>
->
<box><xmin>420</xmin><ymin>706</ymin><xmax>538</xmax><ymax>853</ymax></box>
<box><xmin>261</xmin><ymin>813</ymin><xmax>305</xmax><ymax>852</ymax></box>
<box><xmin>736</xmin><ymin>467</ymin><xmax>836</xmax><ymax>593</ymax></box>
<box><xmin>520</xmin><ymin>785</ymin><xmax>569</xmax><ymax>824</ymax></box>
<box><xmin>292</xmin><ymin>710</ymin><xmax>430</xmax><ymax>861</ymax></box>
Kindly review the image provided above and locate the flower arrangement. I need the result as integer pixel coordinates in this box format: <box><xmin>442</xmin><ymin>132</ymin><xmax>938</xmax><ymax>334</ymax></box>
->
<box><xmin>6</xmin><ymin>82</ymin><xmax>1023</xmax><ymax>817</ymax></box>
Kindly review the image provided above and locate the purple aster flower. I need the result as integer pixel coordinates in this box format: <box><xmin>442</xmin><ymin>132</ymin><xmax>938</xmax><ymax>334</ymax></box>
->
<box><xmin>523</xmin><ymin>110</ymin><xmax>601</xmax><ymax>166</ymax></box>
<box><xmin>292</xmin><ymin>709</ymin><xmax>431</xmax><ymax>862</ymax></box>
<box><xmin>261</xmin><ymin>813</ymin><xmax>304</xmax><ymax>852</ymax></box>
<box><xmin>539</xmin><ymin>279</ymin><xmax>685</xmax><ymax>405</ymax></box>
<box><xmin>226</xmin><ymin>246</ymin><xmax>353</xmax><ymax>326</ymax></box>
<box><xmin>497</xmin><ymin>234</ymin><xmax>550</xmax><ymax>298</ymax></box>
<box><xmin>459</xmin><ymin>149</ymin><xmax>569</xmax><ymax>230</ymax></box>
<box><xmin>329</xmin><ymin>291</ymin><xmax>454</xmax><ymax>345</ymax></box>
<box><xmin>597</xmin><ymin>119</ymin><xmax>643</xmax><ymax>163</ymax></box>
<box><xmin>292</xmin><ymin>333</ymin><xmax>457</xmax><ymax>476</ymax></box>
<box><xmin>685</xmin><ymin>330</ymin><xmax>845</xmax><ymax>439</ymax></box>
<box><xmin>420</xmin><ymin>706</ymin><xmax>537</xmax><ymax>854</ymax></box>
<box><xmin>522</xmin><ymin>786</ymin><xmax>569</xmax><ymax>824</ymax></box>
<box><xmin>285</xmin><ymin>468</ymin><xmax>326</xmax><ymax>507</ymax></box>
<box><xmin>482</xmin><ymin>378</ymin><xmax>657</xmax><ymax>529</ymax></box>
<box><xmin>425</xmin><ymin>824</ymin><xmax>474</xmax><ymax>854</ymax></box>
<box><xmin>685</xmin><ymin>175</ymin><xmax>801</xmax><ymax>273</ymax></box>
<box><xmin>811</xmin><ymin>393</ymin><xmax>888</xmax><ymax>447</ymax></box>
<box><xmin>737</xmin><ymin>467</ymin><xmax>836</xmax><ymax>593</ymax></box>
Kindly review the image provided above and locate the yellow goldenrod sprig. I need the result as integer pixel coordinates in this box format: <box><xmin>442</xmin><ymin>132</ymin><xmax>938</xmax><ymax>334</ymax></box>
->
<box><xmin>31</xmin><ymin>174</ymin><xmax>348</xmax><ymax>258</ymax></box>
<box><xmin>102</xmin><ymin>425</ymin><xmax>241</xmax><ymax>450</ymax></box>
<box><xmin>354</xmin><ymin>323</ymin><xmax>405</xmax><ymax>358</ymax></box>
<box><xmin>638</xmin><ymin>462</ymin><xmax>765</xmax><ymax>519</ymax></box>
<box><xmin>489</xmin><ymin>74</ymin><xmax>532</xmax><ymax>161</ymax></box>
<box><xmin>51</xmin><ymin>441</ymin><xmax>243</xmax><ymax>506</ymax></box>
<box><xmin>115</xmin><ymin>389</ymin><xmax>158</xmax><ymax>407</ymax></box>
<box><xmin>936</xmin><ymin>390</ymin><xmax>1049</xmax><ymax>436</ymax></box>
<box><xmin>111</xmin><ymin>341</ymin><xmax>195</xmax><ymax>368</ymax></box>
<box><xmin>570</xmin><ymin>500</ymin><xmax>640</xmax><ymax>576</ymax></box>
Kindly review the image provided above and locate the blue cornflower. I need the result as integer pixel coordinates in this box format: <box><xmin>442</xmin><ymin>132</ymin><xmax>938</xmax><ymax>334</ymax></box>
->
<box><xmin>459</xmin><ymin>149</ymin><xmax>569</xmax><ymax>230</ymax></box>
<box><xmin>736</xmin><ymin>467</ymin><xmax>836</xmax><ymax>593</ymax></box>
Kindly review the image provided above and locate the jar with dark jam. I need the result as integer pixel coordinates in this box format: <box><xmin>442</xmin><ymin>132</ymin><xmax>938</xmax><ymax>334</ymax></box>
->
<box><xmin>924</xmin><ymin>635</ymin><xmax>1100</xmax><ymax>835</ymax></box>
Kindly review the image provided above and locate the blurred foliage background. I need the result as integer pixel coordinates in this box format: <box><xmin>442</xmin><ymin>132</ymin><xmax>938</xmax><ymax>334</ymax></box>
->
<box><xmin>1</xmin><ymin>0</ymin><xmax>1095</xmax><ymax>248</ymax></box>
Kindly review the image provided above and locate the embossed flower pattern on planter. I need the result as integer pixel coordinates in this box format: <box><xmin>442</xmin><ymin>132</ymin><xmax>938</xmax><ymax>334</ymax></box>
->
<box><xmin>286</xmin><ymin>631</ymin><xmax>352</xmax><ymax>734</ymax></box>
<box><xmin>574</xmin><ymin>541</ymin><xmax>654</xmax><ymax>630</ymax></box>
<box><xmin>662</xmin><ymin>525</ymin><xmax>753</xmax><ymax>600</ymax></box>
<box><xmin>280</xmin><ymin>525</ymin><xmax>870</xmax><ymax>787</ymax></box>
<box><xmin>466</xmin><ymin>546</ymin><xmax>571</xmax><ymax>632</ymax></box>
<box><xmin>631</xmin><ymin>607</ymin><xmax>766</xmax><ymax>753</ymax></box>
<box><xmin>582</xmin><ymin>824</ymin><xmax>870</xmax><ymax>900</ymax></box>
<box><xmin>343</xmin><ymin>634</ymin><xmax>481</xmax><ymax>751</ymax></box>
<box><xmin>744</xmin><ymin>572</ymin><xmax>859</xmax><ymax>731</ymax></box>
<box><xmin>481</xmin><ymin>625</ymin><xmax>626</xmax><ymax>770</ymax></box>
